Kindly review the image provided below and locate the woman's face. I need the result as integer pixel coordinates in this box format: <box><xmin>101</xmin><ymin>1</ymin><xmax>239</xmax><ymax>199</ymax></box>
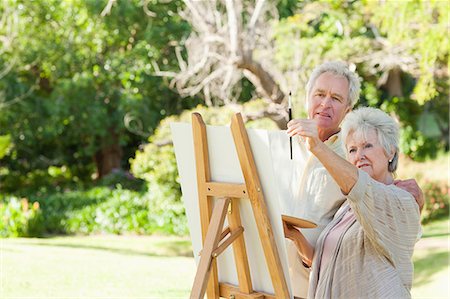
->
<box><xmin>346</xmin><ymin>129</ymin><xmax>393</xmax><ymax>184</ymax></box>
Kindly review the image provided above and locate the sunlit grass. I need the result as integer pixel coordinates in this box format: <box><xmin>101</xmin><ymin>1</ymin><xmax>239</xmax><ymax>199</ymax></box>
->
<box><xmin>411</xmin><ymin>218</ymin><xmax>450</xmax><ymax>299</ymax></box>
<box><xmin>1</xmin><ymin>235</ymin><xmax>195</xmax><ymax>298</ymax></box>
<box><xmin>422</xmin><ymin>217</ymin><xmax>450</xmax><ymax>238</ymax></box>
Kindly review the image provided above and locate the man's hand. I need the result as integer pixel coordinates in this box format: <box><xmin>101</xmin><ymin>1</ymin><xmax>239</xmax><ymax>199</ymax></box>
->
<box><xmin>394</xmin><ymin>179</ymin><xmax>424</xmax><ymax>213</ymax></box>
<box><xmin>287</xmin><ymin>119</ymin><xmax>321</xmax><ymax>150</ymax></box>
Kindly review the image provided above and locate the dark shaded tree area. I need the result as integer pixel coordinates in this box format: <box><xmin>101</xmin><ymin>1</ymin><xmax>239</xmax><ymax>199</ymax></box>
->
<box><xmin>0</xmin><ymin>0</ymin><xmax>202</xmax><ymax>192</ymax></box>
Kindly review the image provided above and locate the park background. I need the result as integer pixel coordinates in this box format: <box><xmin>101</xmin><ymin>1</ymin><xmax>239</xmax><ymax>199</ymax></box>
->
<box><xmin>0</xmin><ymin>0</ymin><xmax>448</xmax><ymax>298</ymax></box>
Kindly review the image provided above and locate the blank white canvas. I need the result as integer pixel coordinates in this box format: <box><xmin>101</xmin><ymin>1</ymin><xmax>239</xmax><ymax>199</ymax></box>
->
<box><xmin>171</xmin><ymin>122</ymin><xmax>305</xmax><ymax>297</ymax></box>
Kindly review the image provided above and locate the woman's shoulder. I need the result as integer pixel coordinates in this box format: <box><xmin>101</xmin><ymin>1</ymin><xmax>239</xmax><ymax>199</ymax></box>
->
<box><xmin>356</xmin><ymin>170</ymin><xmax>415</xmax><ymax>201</ymax></box>
<box><xmin>387</xmin><ymin>183</ymin><xmax>415</xmax><ymax>199</ymax></box>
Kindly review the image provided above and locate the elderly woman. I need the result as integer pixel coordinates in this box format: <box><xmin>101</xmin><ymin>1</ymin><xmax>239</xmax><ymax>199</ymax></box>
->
<box><xmin>285</xmin><ymin>107</ymin><xmax>421</xmax><ymax>298</ymax></box>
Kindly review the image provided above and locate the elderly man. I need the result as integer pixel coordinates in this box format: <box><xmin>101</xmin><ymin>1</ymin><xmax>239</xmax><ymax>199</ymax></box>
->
<box><xmin>286</xmin><ymin>61</ymin><xmax>423</xmax><ymax>298</ymax></box>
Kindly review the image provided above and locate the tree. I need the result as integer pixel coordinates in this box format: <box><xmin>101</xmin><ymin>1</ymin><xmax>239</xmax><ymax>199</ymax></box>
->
<box><xmin>152</xmin><ymin>0</ymin><xmax>293</xmax><ymax>128</ymax></box>
<box><xmin>0</xmin><ymin>0</ymin><xmax>197</xmax><ymax>191</ymax></box>
<box><xmin>162</xmin><ymin>0</ymin><xmax>448</xmax><ymax>158</ymax></box>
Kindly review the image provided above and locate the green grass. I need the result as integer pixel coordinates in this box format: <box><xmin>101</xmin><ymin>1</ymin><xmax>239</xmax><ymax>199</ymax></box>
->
<box><xmin>411</xmin><ymin>218</ymin><xmax>450</xmax><ymax>299</ymax></box>
<box><xmin>1</xmin><ymin>235</ymin><xmax>195</xmax><ymax>298</ymax></box>
<box><xmin>1</xmin><ymin>219</ymin><xmax>448</xmax><ymax>298</ymax></box>
<box><xmin>421</xmin><ymin>217</ymin><xmax>450</xmax><ymax>238</ymax></box>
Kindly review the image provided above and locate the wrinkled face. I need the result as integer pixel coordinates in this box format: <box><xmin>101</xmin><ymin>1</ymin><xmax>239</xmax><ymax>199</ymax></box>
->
<box><xmin>346</xmin><ymin>129</ymin><xmax>393</xmax><ymax>184</ymax></box>
<box><xmin>308</xmin><ymin>72</ymin><xmax>351</xmax><ymax>140</ymax></box>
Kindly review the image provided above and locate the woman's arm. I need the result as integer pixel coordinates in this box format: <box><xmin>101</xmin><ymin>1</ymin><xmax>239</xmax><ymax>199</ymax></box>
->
<box><xmin>346</xmin><ymin>170</ymin><xmax>420</xmax><ymax>261</ymax></box>
<box><xmin>283</xmin><ymin>221</ymin><xmax>314</xmax><ymax>267</ymax></box>
<box><xmin>287</xmin><ymin>119</ymin><xmax>358</xmax><ymax>194</ymax></box>
<box><xmin>287</xmin><ymin>119</ymin><xmax>420</xmax><ymax>259</ymax></box>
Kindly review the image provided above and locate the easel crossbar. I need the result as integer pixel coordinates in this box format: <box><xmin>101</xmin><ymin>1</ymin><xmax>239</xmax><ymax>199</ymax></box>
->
<box><xmin>205</xmin><ymin>182</ymin><xmax>249</xmax><ymax>199</ymax></box>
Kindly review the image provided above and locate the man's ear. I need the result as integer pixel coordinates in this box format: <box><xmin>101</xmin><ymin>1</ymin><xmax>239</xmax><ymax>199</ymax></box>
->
<box><xmin>345</xmin><ymin>105</ymin><xmax>352</xmax><ymax>114</ymax></box>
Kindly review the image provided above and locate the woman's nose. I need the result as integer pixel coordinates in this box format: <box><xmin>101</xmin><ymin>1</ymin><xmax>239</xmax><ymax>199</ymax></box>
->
<box><xmin>356</xmin><ymin>148</ymin><xmax>366</xmax><ymax>160</ymax></box>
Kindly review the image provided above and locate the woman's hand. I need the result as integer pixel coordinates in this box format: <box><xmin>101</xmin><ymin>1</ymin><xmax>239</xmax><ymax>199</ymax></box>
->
<box><xmin>283</xmin><ymin>220</ymin><xmax>300</xmax><ymax>241</ymax></box>
<box><xmin>287</xmin><ymin>119</ymin><xmax>321</xmax><ymax>151</ymax></box>
<box><xmin>283</xmin><ymin>220</ymin><xmax>314</xmax><ymax>267</ymax></box>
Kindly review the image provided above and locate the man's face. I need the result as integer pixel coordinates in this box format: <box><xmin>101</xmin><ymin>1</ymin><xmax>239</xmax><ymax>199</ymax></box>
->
<box><xmin>308</xmin><ymin>72</ymin><xmax>351</xmax><ymax>138</ymax></box>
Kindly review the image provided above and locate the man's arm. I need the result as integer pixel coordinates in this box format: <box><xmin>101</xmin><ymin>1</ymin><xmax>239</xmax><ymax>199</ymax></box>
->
<box><xmin>394</xmin><ymin>179</ymin><xmax>424</xmax><ymax>213</ymax></box>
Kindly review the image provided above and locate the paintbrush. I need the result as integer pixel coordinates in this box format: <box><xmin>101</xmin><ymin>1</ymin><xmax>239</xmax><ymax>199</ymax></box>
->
<box><xmin>288</xmin><ymin>91</ymin><xmax>293</xmax><ymax>160</ymax></box>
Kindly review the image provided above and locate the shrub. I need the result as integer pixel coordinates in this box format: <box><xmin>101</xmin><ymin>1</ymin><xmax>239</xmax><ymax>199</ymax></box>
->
<box><xmin>28</xmin><ymin>187</ymin><xmax>113</xmax><ymax>234</ymax></box>
<box><xmin>421</xmin><ymin>180</ymin><xmax>450</xmax><ymax>224</ymax></box>
<box><xmin>0</xmin><ymin>196</ymin><xmax>44</xmax><ymax>237</ymax></box>
<box><xmin>63</xmin><ymin>187</ymin><xmax>187</xmax><ymax>235</ymax></box>
<box><xmin>1</xmin><ymin>186</ymin><xmax>187</xmax><ymax>237</ymax></box>
<box><xmin>96</xmin><ymin>168</ymin><xmax>146</xmax><ymax>191</ymax></box>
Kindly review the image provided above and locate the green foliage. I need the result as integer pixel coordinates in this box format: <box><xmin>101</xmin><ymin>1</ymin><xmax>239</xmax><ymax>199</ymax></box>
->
<box><xmin>30</xmin><ymin>187</ymin><xmax>113</xmax><ymax>234</ymax></box>
<box><xmin>0</xmin><ymin>134</ymin><xmax>12</xmax><ymax>159</ymax></box>
<box><xmin>380</xmin><ymin>96</ymin><xmax>443</xmax><ymax>161</ymax></box>
<box><xmin>0</xmin><ymin>0</ymin><xmax>198</xmax><ymax>190</ymax></box>
<box><xmin>0</xmin><ymin>165</ymin><xmax>84</xmax><ymax>195</ymax></box>
<box><xmin>0</xmin><ymin>197</ymin><xmax>44</xmax><ymax>237</ymax></box>
<box><xmin>96</xmin><ymin>169</ymin><xmax>146</xmax><ymax>191</ymax></box>
<box><xmin>421</xmin><ymin>181</ymin><xmax>450</xmax><ymax>225</ymax></box>
<box><xmin>63</xmin><ymin>187</ymin><xmax>181</xmax><ymax>235</ymax></box>
<box><xmin>368</xmin><ymin>0</ymin><xmax>449</xmax><ymax>104</ymax></box>
<box><xmin>131</xmin><ymin>143</ymin><xmax>187</xmax><ymax>235</ymax></box>
<box><xmin>272</xmin><ymin>0</ymin><xmax>448</xmax><ymax>160</ymax></box>
<box><xmin>1</xmin><ymin>185</ymin><xmax>187</xmax><ymax>237</ymax></box>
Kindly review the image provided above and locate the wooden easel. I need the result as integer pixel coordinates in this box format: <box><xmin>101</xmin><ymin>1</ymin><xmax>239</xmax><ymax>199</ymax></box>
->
<box><xmin>190</xmin><ymin>112</ymin><xmax>290</xmax><ymax>299</ymax></box>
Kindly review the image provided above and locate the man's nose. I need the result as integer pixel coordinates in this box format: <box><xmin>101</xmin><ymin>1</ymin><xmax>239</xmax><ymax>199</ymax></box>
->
<box><xmin>320</xmin><ymin>94</ymin><xmax>333</xmax><ymax>106</ymax></box>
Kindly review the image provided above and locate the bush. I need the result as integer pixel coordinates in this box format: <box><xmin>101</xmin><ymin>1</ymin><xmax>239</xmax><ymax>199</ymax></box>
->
<box><xmin>0</xmin><ymin>165</ymin><xmax>84</xmax><ymax>195</ymax></box>
<box><xmin>0</xmin><ymin>196</ymin><xmax>44</xmax><ymax>237</ymax></box>
<box><xmin>29</xmin><ymin>187</ymin><xmax>113</xmax><ymax>234</ymax></box>
<box><xmin>0</xmin><ymin>185</ymin><xmax>188</xmax><ymax>237</ymax></box>
<box><xmin>64</xmin><ymin>187</ymin><xmax>187</xmax><ymax>235</ymax></box>
<box><xmin>421</xmin><ymin>180</ymin><xmax>450</xmax><ymax>224</ymax></box>
<box><xmin>96</xmin><ymin>168</ymin><xmax>146</xmax><ymax>191</ymax></box>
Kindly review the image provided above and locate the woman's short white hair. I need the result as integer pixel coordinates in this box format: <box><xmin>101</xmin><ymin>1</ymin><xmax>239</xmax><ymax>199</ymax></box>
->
<box><xmin>341</xmin><ymin>107</ymin><xmax>400</xmax><ymax>172</ymax></box>
<box><xmin>306</xmin><ymin>61</ymin><xmax>361</xmax><ymax>108</ymax></box>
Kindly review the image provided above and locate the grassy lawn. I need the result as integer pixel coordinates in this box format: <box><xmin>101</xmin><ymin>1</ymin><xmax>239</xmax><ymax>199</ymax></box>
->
<box><xmin>1</xmin><ymin>235</ymin><xmax>196</xmax><ymax>298</ymax></box>
<box><xmin>1</xmin><ymin>218</ymin><xmax>448</xmax><ymax>298</ymax></box>
<box><xmin>411</xmin><ymin>217</ymin><xmax>450</xmax><ymax>299</ymax></box>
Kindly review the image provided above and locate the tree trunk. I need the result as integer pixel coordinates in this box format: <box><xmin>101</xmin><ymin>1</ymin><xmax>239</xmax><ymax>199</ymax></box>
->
<box><xmin>237</xmin><ymin>52</ymin><xmax>288</xmax><ymax>129</ymax></box>
<box><xmin>237</xmin><ymin>53</ymin><xmax>285</xmax><ymax>105</ymax></box>
<box><xmin>385</xmin><ymin>67</ymin><xmax>403</xmax><ymax>98</ymax></box>
<box><xmin>94</xmin><ymin>129</ymin><xmax>122</xmax><ymax>179</ymax></box>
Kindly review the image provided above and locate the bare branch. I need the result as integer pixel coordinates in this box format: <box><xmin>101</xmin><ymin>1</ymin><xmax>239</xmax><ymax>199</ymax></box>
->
<box><xmin>0</xmin><ymin>80</ymin><xmax>37</xmax><ymax>110</ymax></box>
<box><xmin>162</xmin><ymin>0</ymin><xmax>286</xmax><ymax>108</ymax></box>
<box><xmin>101</xmin><ymin>0</ymin><xmax>116</xmax><ymax>17</ymax></box>
<box><xmin>143</xmin><ymin>0</ymin><xmax>157</xmax><ymax>18</ymax></box>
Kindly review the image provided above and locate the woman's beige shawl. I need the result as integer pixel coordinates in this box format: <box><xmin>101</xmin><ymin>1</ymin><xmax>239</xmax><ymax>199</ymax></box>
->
<box><xmin>308</xmin><ymin>170</ymin><xmax>421</xmax><ymax>299</ymax></box>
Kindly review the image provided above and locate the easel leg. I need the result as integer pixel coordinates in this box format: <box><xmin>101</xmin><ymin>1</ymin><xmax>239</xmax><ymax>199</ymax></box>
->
<box><xmin>190</xmin><ymin>197</ymin><xmax>231</xmax><ymax>299</ymax></box>
<box><xmin>228</xmin><ymin>197</ymin><xmax>253</xmax><ymax>293</ymax></box>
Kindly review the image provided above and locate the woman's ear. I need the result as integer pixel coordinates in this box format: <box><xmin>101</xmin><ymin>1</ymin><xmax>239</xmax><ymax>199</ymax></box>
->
<box><xmin>388</xmin><ymin>147</ymin><xmax>396</xmax><ymax>163</ymax></box>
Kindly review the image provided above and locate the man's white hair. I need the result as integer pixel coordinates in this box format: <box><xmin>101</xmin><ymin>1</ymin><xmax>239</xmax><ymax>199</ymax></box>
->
<box><xmin>306</xmin><ymin>61</ymin><xmax>361</xmax><ymax>108</ymax></box>
<box><xmin>341</xmin><ymin>107</ymin><xmax>400</xmax><ymax>173</ymax></box>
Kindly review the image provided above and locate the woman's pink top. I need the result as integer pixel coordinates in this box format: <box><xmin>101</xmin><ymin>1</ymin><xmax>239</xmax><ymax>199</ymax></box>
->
<box><xmin>319</xmin><ymin>208</ymin><xmax>356</xmax><ymax>275</ymax></box>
